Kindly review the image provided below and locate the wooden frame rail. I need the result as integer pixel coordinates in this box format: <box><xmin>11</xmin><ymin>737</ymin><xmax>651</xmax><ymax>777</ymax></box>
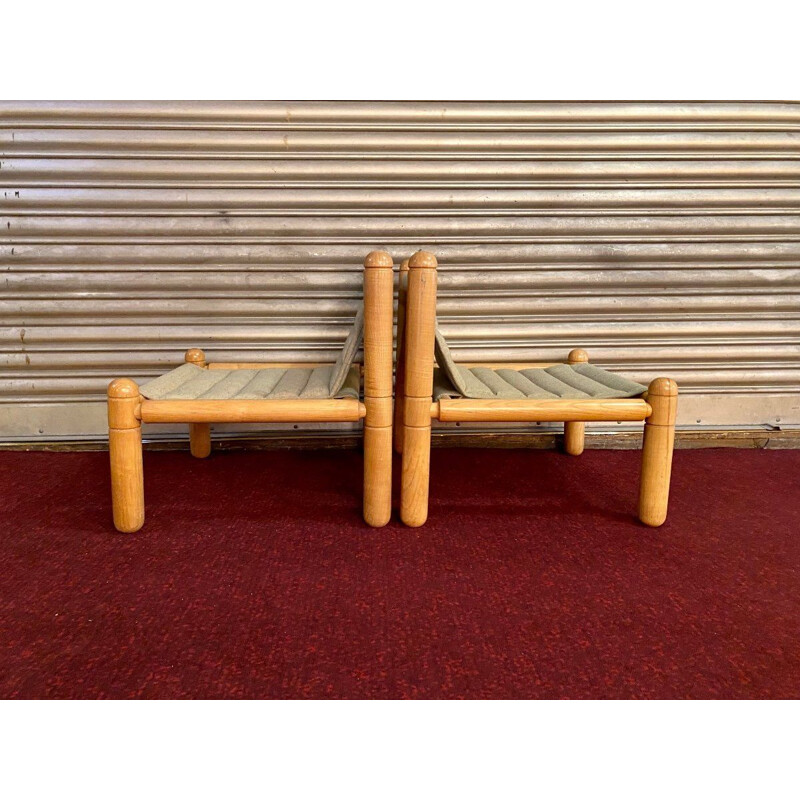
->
<box><xmin>140</xmin><ymin>398</ymin><xmax>365</xmax><ymax>424</ymax></box>
<box><xmin>434</xmin><ymin>398</ymin><xmax>651</xmax><ymax>423</ymax></box>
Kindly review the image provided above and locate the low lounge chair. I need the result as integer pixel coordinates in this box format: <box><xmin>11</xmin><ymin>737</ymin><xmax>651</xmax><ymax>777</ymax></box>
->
<box><xmin>395</xmin><ymin>251</ymin><xmax>678</xmax><ymax>528</ymax></box>
<box><xmin>107</xmin><ymin>251</ymin><xmax>395</xmax><ymax>532</ymax></box>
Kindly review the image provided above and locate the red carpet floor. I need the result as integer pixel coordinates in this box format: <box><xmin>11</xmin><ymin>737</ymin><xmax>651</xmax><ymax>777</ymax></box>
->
<box><xmin>1</xmin><ymin>447</ymin><xmax>799</xmax><ymax>699</ymax></box>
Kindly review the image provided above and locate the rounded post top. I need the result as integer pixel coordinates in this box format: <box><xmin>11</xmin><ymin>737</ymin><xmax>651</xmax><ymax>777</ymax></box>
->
<box><xmin>568</xmin><ymin>348</ymin><xmax>589</xmax><ymax>363</ymax></box>
<box><xmin>108</xmin><ymin>378</ymin><xmax>139</xmax><ymax>398</ymax></box>
<box><xmin>185</xmin><ymin>348</ymin><xmax>205</xmax><ymax>364</ymax></box>
<box><xmin>364</xmin><ymin>250</ymin><xmax>393</xmax><ymax>269</ymax></box>
<box><xmin>648</xmin><ymin>377</ymin><xmax>679</xmax><ymax>396</ymax></box>
<box><xmin>408</xmin><ymin>250</ymin><xmax>437</xmax><ymax>270</ymax></box>
<box><xmin>400</xmin><ymin>258</ymin><xmax>410</xmax><ymax>272</ymax></box>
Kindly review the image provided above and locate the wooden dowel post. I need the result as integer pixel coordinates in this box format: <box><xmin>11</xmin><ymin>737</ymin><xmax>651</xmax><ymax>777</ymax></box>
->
<box><xmin>362</xmin><ymin>251</ymin><xmax>394</xmax><ymax>527</ymax></box>
<box><xmin>108</xmin><ymin>378</ymin><xmax>144</xmax><ymax>533</ymax></box>
<box><xmin>638</xmin><ymin>377</ymin><xmax>678</xmax><ymax>527</ymax></box>
<box><xmin>394</xmin><ymin>258</ymin><xmax>410</xmax><ymax>454</ymax></box>
<box><xmin>564</xmin><ymin>348</ymin><xmax>588</xmax><ymax>455</ymax></box>
<box><xmin>185</xmin><ymin>349</ymin><xmax>211</xmax><ymax>458</ymax></box>
<box><xmin>400</xmin><ymin>251</ymin><xmax>438</xmax><ymax>527</ymax></box>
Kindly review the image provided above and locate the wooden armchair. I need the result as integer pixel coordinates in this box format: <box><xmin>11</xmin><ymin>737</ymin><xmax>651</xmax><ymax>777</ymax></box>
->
<box><xmin>107</xmin><ymin>251</ymin><xmax>395</xmax><ymax>532</ymax></box>
<box><xmin>395</xmin><ymin>251</ymin><xmax>678</xmax><ymax>528</ymax></box>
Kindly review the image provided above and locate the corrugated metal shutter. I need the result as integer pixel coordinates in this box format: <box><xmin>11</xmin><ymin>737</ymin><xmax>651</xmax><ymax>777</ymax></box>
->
<box><xmin>2</xmin><ymin>101</ymin><xmax>799</xmax><ymax>440</ymax></box>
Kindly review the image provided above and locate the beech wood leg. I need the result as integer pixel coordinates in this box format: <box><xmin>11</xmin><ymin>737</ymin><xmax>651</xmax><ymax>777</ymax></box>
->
<box><xmin>108</xmin><ymin>378</ymin><xmax>144</xmax><ymax>533</ymax></box>
<box><xmin>638</xmin><ymin>378</ymin><xmax>678</xmax><ymax>527</ymax></box>
<box><xmin>564</xmin><ymin>348</ymin><xmax>589</xmax><ymax>455</ymax></box>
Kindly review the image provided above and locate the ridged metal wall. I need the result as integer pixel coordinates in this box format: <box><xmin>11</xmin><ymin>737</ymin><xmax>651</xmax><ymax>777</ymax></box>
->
<box><xmin>2</xmin><ymin>101</ymin><xmax>799</xmax><ymax>439</ymax></box>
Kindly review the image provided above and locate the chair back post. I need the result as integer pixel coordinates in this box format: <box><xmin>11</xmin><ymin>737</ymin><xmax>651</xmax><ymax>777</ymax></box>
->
<box><xmin>393</xmin><ymin>258</ymin><xmax>410</xmax><ymax>453</ymax></box>
<box><xmin>362</xmin><ymin>250</ymin><xmax>395</xmax><ymax>527</ymax></box>
<box><xmin>400</xmin><ymin>250</ymin><xmax>438</xmax><ymax>527</ymax></box>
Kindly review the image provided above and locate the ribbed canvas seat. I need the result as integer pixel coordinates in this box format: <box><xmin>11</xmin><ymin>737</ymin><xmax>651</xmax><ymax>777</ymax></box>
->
<box><xmin>432</xmin><ymin>327</ymin><xmax>646</xmax><ymax>400</ymax></box>
<box><xmin>433</xmin><ymin>363</ymin><xmax>646</xmax><ymax>401</ymax></box>
<box><xmin>141</xmin><ymin>305</ymin><xmax>364</xmax><ymax>401</ymax></box>
<box><xmin>141</xmin><ymin>363</ymin><xmax>361</xmax><ymax>400</ymax></box>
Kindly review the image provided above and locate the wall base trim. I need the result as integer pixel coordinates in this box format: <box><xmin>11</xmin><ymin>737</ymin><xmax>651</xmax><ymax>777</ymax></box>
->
<box><xmin>2</xmin><ymin>427</ymin><xmax>798</xmax><ymax>452</ymax></box>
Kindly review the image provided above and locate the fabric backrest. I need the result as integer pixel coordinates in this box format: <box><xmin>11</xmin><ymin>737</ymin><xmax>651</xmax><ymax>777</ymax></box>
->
<box><xmin>434</xmin><ymin>321</ymin><xmax>470</xmax><ymax>396</ymax></box>
<box><xmin>328</xmin><ymin>304</ymin><xmax>364</xmax><ymax>396</ymax></box>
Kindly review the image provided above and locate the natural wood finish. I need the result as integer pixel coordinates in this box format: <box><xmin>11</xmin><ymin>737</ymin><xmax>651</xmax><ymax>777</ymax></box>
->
<box><xmin>364</xmin><ymin>425</ymin><xmax>393</xmax><ymax>525</ymax></box>
<box><xmin>107</xmin><ymin>378</ymin><xmax>144</xmax><ymax>533</ymax></box>
<box><xmin>401</xmin><ymin>425</ymin><xmax>432</xmax><ymax>527</ymax></box>
<box><xmin>404</xmin><ymin>396</ymin><xmax>434</xmax><ymax>427</ymax></box>
<box><xmin>400</xmin><ymin>251</ymin><xmax>438</xmax><ymax>527</ymax></box>
<box><xmin>639</xmin><ymin>378</ymin><xmax>678</xmax><ymax>527</ymax></box>
<box><xmin>190</xmin><ymin>423</ymin><xmax>212</xmax><ymax>458</ymax></box>
<box><xmin>362</xmin><ymin>250</ymin><xmax>394</xmax><ymax>527</ymax></box>
<box><xmin>140</xmin><ymin>398</ymin><xmax>364</xmax><ymax>424</ymax></box>
<box><xmin>107</xmin><ymin>392</ymin><xmax>141</xmax><ymax>428</ymax></box>
<box><xmin>564</xmin><ymin>348</ymin><xmax>589</xmax><ymax>456</ymax></box>
<box><xmin>567</xmin><ymin>349</ymin><xmax>589</xmax><ymax>364</ymax></box>
<box><xmin>563</xmin><ymin>422</ymin><xmax>585</xmax><ymax>455</ymax></box>
<box><xmin>185</xmin><ymin>348</ymin><xmax>206</xmax><ymax>367</ymax></box>
<box><xmin>185</xmin><ymin>349</ymin><xmax>212</xmax><ymax>458</ymax></box>
<box><xmin>437</xmin><ymin>398</ymin><xmax>651</xmax><ymax>423</ymax></box>
<box><xmin>363</xmin><ymin>396</ymin><xmax>393</xmax><ymax>427</ymax></box>
<box><xmin>393</xmin><ymin>258</ymin><xmax>410</xmax><ymax>454</ymax></box>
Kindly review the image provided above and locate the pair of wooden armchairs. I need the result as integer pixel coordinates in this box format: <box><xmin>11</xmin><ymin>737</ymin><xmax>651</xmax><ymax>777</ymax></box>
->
<box><xmin>108</xmin><ymin>251</ymin><xmax>677</xmax><ymax>533</ymax></box>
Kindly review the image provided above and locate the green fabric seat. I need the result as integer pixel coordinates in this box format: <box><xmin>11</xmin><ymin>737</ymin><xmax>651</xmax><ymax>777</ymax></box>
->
<box><xmin>141</xmin><ymin>363</ymin><xmax>361</xmax><ymax>401</ymax></box>
<box><xmin>141</xmin><ymin>306</ymin><xmax>363</xmax><ymax>401</ymax></box>
<box><xmin>433</xmin><ymin>325</ymin><xmax>646</xmax><ymax>401</ymax></box>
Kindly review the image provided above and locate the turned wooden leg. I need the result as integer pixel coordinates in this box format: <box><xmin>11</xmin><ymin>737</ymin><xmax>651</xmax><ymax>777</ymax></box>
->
<box><xmin>564</xmin><ymin>348</ymin><xmax>588</xmax><ymax>455</ymax></box>
<box><xmin>638</xmin><ymin>377</ymin><xmax>678</xmax><ymax>527</ymax></box>
<box><xmin>401</xmin><ymin>422</ymin><xmax>431</xmax><ymax>527</ymax></box>
<box><xmin>190</xmin><ymin>423</ymin><xmax>211</xmax><ymax>458</ymax></box>
<box><xmin>400</xmin><ymin>251</ymin><xmax>438</xmax><ymax>527</ymax></box>
<box><xmin>362</xmin><ymin>251</ymin><xmax>394</xmax><ymax>527</ymax></box>
<box><xmin>364</xmin><ymin>424</ymin><xmax>393</xmax><ymax>527</ymax></box>
<box><xmin>108</xmin><ymin>378</ymin><xmax>144</xmax><ymax>533</ymax></box>
<box><xmin>393</xmin><ymin>259</ymin><xmax>410</xmax><ymax>455</ymax></box>
<box><xmin>185</xmin><ymin>348</ymin><xmax>211</xmax><ymax>458</ymax></box>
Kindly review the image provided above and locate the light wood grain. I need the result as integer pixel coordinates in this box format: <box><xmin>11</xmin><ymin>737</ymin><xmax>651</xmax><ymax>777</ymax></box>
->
<box><xmin>362</xmin><ymin>250</ymin><xmax>394</xmax><ymax>527</ymax></box>
<box><xmin>364</xmin><ymin>426</ymin><xmax>393</xmax><ymax>526</ymax></box>
<box><xmin>107</xmin><ymin>378</ymin><xmax>144</xmax><ymax>533</ymax></box>
<box><xmin>185</xmin><ymin>348</ymin><xmax>206</xmax><ymax>367</ymax></box>
<box><xmin>140</xmin><ymin>398</ymin><xmax>364</xmax><ymax>423</ymax></box>
<box><xmin>400</xmin><ymin>251</ymin><xmax>438</xmax><ymax>527</ymax></box>
<box><xmin>564</xmin><ymin>348</ymin><xmax>589</xmax><ymax>455</ymax></box>
<box><xmin>437</xmin><ymin>397</ymin><xmax>651</xmax><ymax>423</ymax></box>
<box><xmin>190</xmin><ymin>423</ymin><xmax>212</xmax><ymax>458</ymax></box>
<box><xmin>401</xmin><ymin>425</ymin><xmax>432</xmax><ymax>527</ymax></box>
<box><xmin>393</xmin><ymin>258</ymin><xmax>410</xmax><ymax>454</ymax></box>
<box><xmin>185</xmin><ymin>349</ymin><xmax>212</xmax><ymax>458</ymax></box>
<box><xmin>639</xmin><ymin>378</ymin><xmax>678</xmax><ymax>527</ymax></box>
